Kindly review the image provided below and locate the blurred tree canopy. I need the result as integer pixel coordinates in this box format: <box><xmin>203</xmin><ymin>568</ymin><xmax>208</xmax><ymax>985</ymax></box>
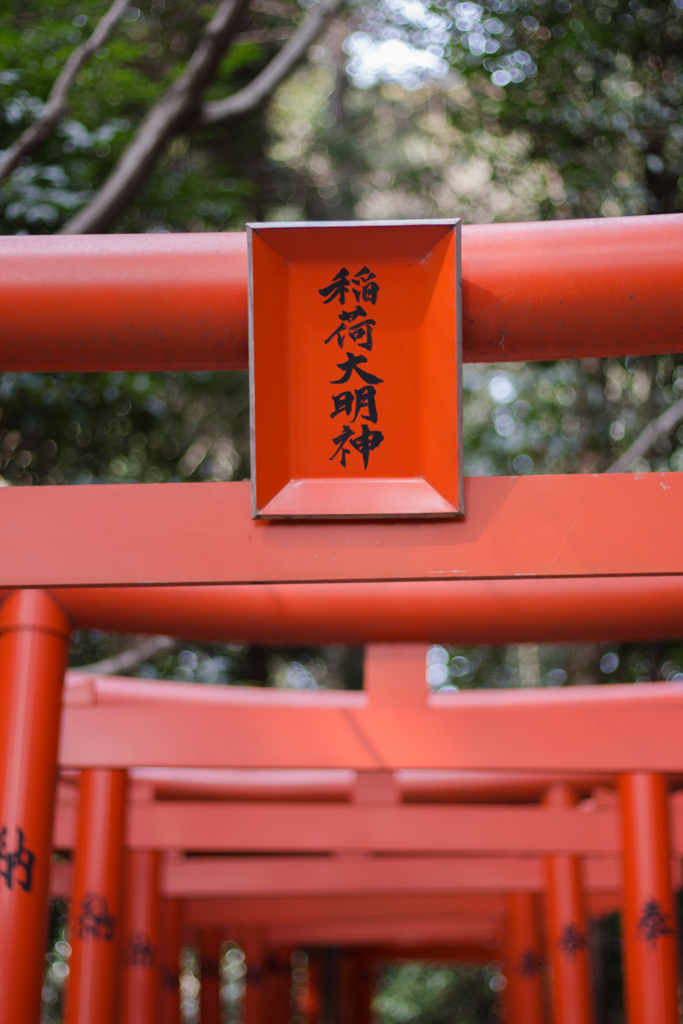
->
<box><xmin>374</xmin><ymin>961</ymin><xmax>501</xmax><ymax>1024</ymax></box>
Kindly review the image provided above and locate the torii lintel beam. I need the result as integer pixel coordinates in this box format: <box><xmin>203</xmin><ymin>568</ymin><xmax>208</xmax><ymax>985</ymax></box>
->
<box><xmin>0</xmin><ymin>215</ymin><xmax>681</xmax><ymax>371</ymax></box>
<box><xmin>60</xmin><ymin>674</ymin><xmax>683</xmax><ymax>772</ymax></box>
<box><xmin>2</xmin><ymin>472</ymin><xmax>683</xmax><ymax>588</ymax></box>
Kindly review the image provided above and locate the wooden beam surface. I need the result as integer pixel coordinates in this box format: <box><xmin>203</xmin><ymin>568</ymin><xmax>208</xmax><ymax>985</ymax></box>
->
<box><xmin>3</xmin><ymin>472</ymin><xmax>683</xmax><ymax>587</ymax></box>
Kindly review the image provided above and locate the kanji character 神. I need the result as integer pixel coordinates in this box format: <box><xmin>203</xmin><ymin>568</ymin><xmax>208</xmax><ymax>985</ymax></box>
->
<box><xmin>350</xmin><ymin>422</ymin><xmax>384</xmax><ymax>470</ymax></box>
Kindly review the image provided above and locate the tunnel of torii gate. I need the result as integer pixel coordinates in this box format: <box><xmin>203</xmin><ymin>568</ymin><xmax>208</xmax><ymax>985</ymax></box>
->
<box><xmin>1</xmin><ymin>214</ymin><xmax>683</xmax><ymax>1024</ymax></box>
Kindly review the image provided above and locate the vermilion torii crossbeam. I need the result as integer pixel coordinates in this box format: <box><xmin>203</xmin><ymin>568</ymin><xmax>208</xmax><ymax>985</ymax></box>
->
<box><xmin>1</xmin><ymin>473</ymin><xmax>683</xmax><ymax>587</ymax></box>
<box><xmin>59</xmin><ymin>672</ymin><xmax>683</xmax><ymax>772</ymax></box>
<box><xmin>49</xmin><ymin>856</ymin><xmax>627</xmax><ymax>900</ymax></box>
<box><xmin>49</xmin><ymin>792</ymin><xmax>683</xmax><ymax>856</ymax></box>
<box><xmin>0</xmin><ymin>215</ymin><xmax>681</xmax><ymax>370</ymax></box>
<box><xmin>11</xmin><ymin>574</ymin><xmax>683</xmax><ymax>645</ymax></box>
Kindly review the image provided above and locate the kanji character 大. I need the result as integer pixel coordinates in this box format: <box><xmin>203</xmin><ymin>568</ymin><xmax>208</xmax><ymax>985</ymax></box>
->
<box><xmin>331</xmin><ymin>352</ymin><xmax>384</xmax><ymax>386</ymax></box>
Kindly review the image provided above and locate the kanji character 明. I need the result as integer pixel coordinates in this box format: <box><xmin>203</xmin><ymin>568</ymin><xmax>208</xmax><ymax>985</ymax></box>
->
<box><xmin>330</xmin><ymin>386</ymin><xmax>378</xmax><ymax>423</ymax></box>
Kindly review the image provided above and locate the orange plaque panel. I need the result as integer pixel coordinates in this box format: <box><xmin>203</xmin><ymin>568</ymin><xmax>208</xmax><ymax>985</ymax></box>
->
<box><xmin>248</xmin><ymin>220</ymin><xmax>462</xmax><ymax>519</ymax></box>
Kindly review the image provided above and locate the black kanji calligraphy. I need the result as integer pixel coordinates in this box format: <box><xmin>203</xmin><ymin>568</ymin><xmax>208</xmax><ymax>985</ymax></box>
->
<box><xmin>350</xmin><ymin>423</ymin><xmax>385</xmax><ymax>470</ymax></box>
<box><xmin>320</xmin><ymin>263</ymin><xmax>383</xmax><ymax>471</ymax></box>
<box><xmin>330</xmin><ymin>392</ymin><xmax>354</xmax><ymax>419</ymax></box>
<box><xmin>76</xmin><ymin>892</ymin><xmax>116</xmax><ymax>941</ymax></box>
<box><xmin>339</xmin><ymin>305</ymin><xmax>368</xmax><ymax>323</ymax></box>
<box><xmin>331</xmin><ymin>352</ymin><xmax>384</xmax><ymax>386</ymax></box>
<box><xmin>636</xmin><ymin>899</ymin><xmax>674</xmax><ymax>948</ymax></box>
<box><xmin>122</xmin><ymin>929</ymin><xmax>156</xmax><ymax>968</ymax></box>
<box><xmin>330</xmin><ymin>425</ymin><xmax>354</xmax><ymax>467</ymax></box>
<box><xmin>0</xmin><ymin>825</ymin><xmax>35</xmax><ymax>892</ymax></box>
<box><xmin>516</xmin><ymin>949</ymin><xmax>543</xmax><ymax>977</ymax></box>
<box><xmin>324</xmin><ymin>308</ymin><xmax>376</xmax><ymax>350</ymax></box>
<box><xmin>160</xmin><ymin>965</ymin><xmax>180</xmax><ymax>991</ymax></box>
<box><xmin>319</xmin><ymin>268</ymin><xmax>350</xmax><ymax>305</ymax></box>
<box><xmin>556</xmin><ymin>923</ymin><xmax>588</xmax><ymax>959</ymax></box>
<box><xmin>330</xmin><ymin>386</ymin><xmax>378</xmax><ymax>424</ymax></box>
<box><xmin>351</xmin><ymin>267</ymin><xmax>379</xmax><ymax>305</ymax></box>
<box><xmin>347</xmin><ymin>319</ymin><xmax>375</xmax><ymax>351</ymax></box>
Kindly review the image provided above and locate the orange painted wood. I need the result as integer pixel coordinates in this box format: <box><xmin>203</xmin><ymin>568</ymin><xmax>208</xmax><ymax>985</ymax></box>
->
<box><xmin>0</xmin><ymin>591</ymin><xmax>71</xmax><ymax>1024</ymax></box>
<box><xmin>1</xmin><ymin>215</ymin><xmax>682</xmax><ymax>370</ymax></box>
<box><xmin>543</xmin><ymin>784</ymin><xmax>594</xmax><ymax>1024</ymax></box>
<box><xmin>0</xmin><ymin>233</ymin><xmax>248</xmax><ymax>372</ymax></box>
<box><xmin>502</xmin><ymin>894</ymin><xmax>544</xmax><ymax>1024</ymax></box>
<box><xmin>53</xmin><ymin>799</ymin><xmax>619</xmax><ymax>854</ymax></box>
<box><xmin>249</xmin><ymin>221</ymin><xmax>462</xmax><ymax>518</ymax></box>
<box><xmin>37</xmin><ymin>575</ymin><xmax>683</xmax><ymax>647</ymax></box>
<box><xmin>620</xmin><ymin>774</ymin><xmax>679</xmax><ymax>1024</ymax></box>
<box><xmin>120</xmin><ymin>851</ymin><xmax>160</xmax><ymax>1024</ymax></box>
<box><xmin>59</xmin><ymin>675</ymin><xmax>683</xmax><ymax>771</ymax></box>
<box><xmin>64</xmin><ymin>770</ymin><xmax>127</xmax><ymax>1024</ymax></box>
<box><xmin>2</xmin><ymin>472</ymin><xmax>683</xmax><ymax>587</ymax></box>
<box><xmin>160</xmin><ymin>855</ymin><xmax>623</xmax><ymax>899</ymax></box>
<box><xmin>48</xmin><ymin>854</ymin><xmax>627</xmax><ymax>900</ymax></box>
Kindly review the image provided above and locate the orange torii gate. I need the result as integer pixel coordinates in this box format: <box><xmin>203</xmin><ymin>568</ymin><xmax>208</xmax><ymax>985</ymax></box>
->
<box><xmin>0</xmin><ymin>214</ymin><xmax>682</xmax><ymax>1024</ymax></box>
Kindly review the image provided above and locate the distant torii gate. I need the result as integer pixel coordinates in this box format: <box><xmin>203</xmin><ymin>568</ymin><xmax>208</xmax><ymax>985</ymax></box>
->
<box><xmin>1</xmin><ymin>214</ymin><xmax>683</xmax><ymax>1024</ymax></box>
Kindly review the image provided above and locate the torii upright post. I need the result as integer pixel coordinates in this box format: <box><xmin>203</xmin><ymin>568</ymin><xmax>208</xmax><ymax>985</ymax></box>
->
<box><xmin>0</xmin><ymin>589</ymin><xmax>71</xmax><ymax>1024</ymax></box>
<box><xmin>502</xmin><ymin>893</ymin><xmax>545</xmax><ymax>1024</ymax></box>
<box><xmin>65</xmin><ymin>769</ymin><xmax>127</xmax><ymax>1024</ymax></box>
<box><xmin>158</xmin><ymin>898</ymin><xmax>182</xmax><ymax>1023</ymax></box>
<box><xmin>543</xmin><ymin>783</ymin><xmax>594</xmax><ymax>1024</ymax></box>
<box><xmin>120</xmin><ymin>850</ymin><xmax>160</xmax><ymax>1024</ymax></box>
<box><xmin>620</xmin><ymin>773</ymin><xmax>679</xmax><ymax>1024</ymax></box>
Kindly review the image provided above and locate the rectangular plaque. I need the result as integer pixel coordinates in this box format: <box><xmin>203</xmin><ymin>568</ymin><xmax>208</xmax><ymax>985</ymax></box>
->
<box><xmin>248</xmin><ymin>219</ymin><xmax>462</xmax><ymax>519</ymax></box>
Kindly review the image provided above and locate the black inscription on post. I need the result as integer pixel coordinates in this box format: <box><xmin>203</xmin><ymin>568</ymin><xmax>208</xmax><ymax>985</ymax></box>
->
<box><xmin>318</xmin><ymin>266</ymin><xmax>384</xmax><ymax>471</ymax></box>
<box><xmin>556</xmin><ymin>923</ymin><xmax>588</xmax><ymax>958</ymax></box>
<box><xmin>516</xmin><ymin>948</ymin><xmax>543</xmax><ymax>977</ymax></box>
<box><xmin>122</xmin><ymin>929</ymin><xmax>157</xmax><ymax>968</ymax></box>
<box><xmin>0</xmin><ymin>825</ymin><xmax>35</xmax><ymax>892</ymax></box>
<box><xmin>76</xmin><ymin>892</ymin><xmax>116</xmax><ymax>941</ymax></box>
<box><xmin>636</xmin><ymin>898</ymin><xmax>674</xmax><ymax>949</ymax></box>
<box><xmin>160</xmin><ymin>965</ymin><xmax>180</xmax><ymax>991</ymax></box>
<box><xmin>201</xmin><ymin>955</ymin><xmax>221</xmax><ymax>978</ymax></box>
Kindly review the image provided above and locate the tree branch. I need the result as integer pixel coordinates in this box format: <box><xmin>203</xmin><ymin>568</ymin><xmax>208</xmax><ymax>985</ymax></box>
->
<box><xmin>59</xmin><ymin>0</ymin><xmax>250</xmax><ymax>234</ymax></box>
<box><xmin>198</xmin><ymin>0</ymin><xmax>343</xmax><ymax>126</ymax></box>
<box><xmin>606</xmin><ymin>394</ymin><xmax>683</xmax><ymax>473</ymax></box>
<box><xmin>0</xmin><ymin>0</ymin><xmax>130</xmax><ymax>185</ymax></box>
<box><xmin>74</xmin><ymin>635</ymin><xmax>178</xmax><ymax>675</ymax></box>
